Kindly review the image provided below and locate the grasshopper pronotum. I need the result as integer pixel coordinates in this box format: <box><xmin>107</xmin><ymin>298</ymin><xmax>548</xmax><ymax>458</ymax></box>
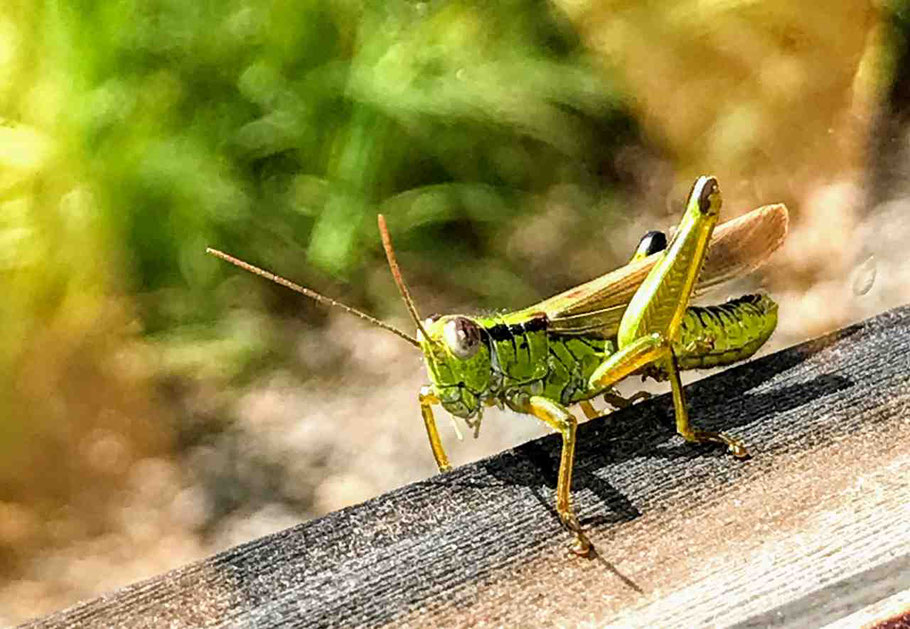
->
<box><xmin>208</xmin><ymin>176</ymin><xmax>788</xmax><ymax>555</ymax></box>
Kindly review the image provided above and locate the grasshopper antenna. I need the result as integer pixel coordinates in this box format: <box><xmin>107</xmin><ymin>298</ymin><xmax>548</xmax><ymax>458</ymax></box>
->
<box><xmin>377</xmin><ymin>214</ymin><xmax>432</xmax><ymax>345</ymax></box>
<box><xmin>206</xmin><ymin>247</ymin><xmax>421</xmax><ymax>348</ymax></box>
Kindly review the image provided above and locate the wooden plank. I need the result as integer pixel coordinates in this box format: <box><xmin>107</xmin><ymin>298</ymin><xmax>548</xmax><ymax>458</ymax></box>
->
<box><xmin>23</xmin><ymin>305</ymin><xmax>910</xmax><ymax>629</ymax></box>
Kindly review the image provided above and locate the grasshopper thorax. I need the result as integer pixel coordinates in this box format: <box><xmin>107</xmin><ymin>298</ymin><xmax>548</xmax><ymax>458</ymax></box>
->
<box><xmin>419</xmin><ymin>315</ymin><xmax>495</xmax><ymax>419</ymax></box>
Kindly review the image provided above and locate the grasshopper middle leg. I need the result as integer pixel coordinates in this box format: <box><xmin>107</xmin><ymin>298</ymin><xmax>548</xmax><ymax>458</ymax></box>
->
<box><xmin>602</xmin><ymin>389</ymin><xmax>652</xmax><ymax>410</ymax></box>
<box><xmin>579</xmin><ymin>388</ymin><xmax>651</xmax><ymax>419</ymax></box>
<box><xmin>579</xmin><ymin>400</ymin><xmax>599</xmax><ymax>420</ymax></box>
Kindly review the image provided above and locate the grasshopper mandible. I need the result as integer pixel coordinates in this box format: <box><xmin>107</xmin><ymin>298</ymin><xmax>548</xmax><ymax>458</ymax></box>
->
<box><xmin>207</xmin><ymin>176</ymin><xmax>788</xmax><ymax>555</ymax></box>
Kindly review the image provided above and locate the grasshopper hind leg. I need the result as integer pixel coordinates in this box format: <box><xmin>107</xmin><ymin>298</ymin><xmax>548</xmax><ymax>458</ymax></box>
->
<box><xmin>664</xmin><ymin>352</ymin><xmax>748</xmax><ymax>457</ymax></box>
<box><xmin>587</xmin><ymin>334</ymin><xmax>748</xmax><ymax>458</ymax></box>
<box><xmin>630</xmin><ymin>230</ymin><xmax>668</xmax><ymax>262</ymax></box>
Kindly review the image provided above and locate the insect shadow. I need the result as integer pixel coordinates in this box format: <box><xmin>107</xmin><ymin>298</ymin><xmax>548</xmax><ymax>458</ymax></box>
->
<box><xmin>441</xmin><ymin>324</ymin><xmax>858</xmax><ymax>533</ymax></box>
<box><xmin>593</xmin><ymin>325</ymin><xmax>858</xmax><ymax>464</ymax></box>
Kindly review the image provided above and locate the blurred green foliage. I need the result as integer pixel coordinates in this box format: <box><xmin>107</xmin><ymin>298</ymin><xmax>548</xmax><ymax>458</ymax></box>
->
<box><xmin>0</xmin><ymin>0</ymin><xmax>646</xmax><ymax>490</ymax></box>
<box><xmin>5</xmin><ymin>0</ymin><xmax>640</xmax><ymax>339</ymax></box>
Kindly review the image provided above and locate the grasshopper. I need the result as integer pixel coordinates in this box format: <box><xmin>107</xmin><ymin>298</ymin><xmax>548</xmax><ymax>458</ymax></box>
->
<box><xmin>208</xmin><ymin>176</ymin><xmax>788</xmax><ymax>555</ymax></box>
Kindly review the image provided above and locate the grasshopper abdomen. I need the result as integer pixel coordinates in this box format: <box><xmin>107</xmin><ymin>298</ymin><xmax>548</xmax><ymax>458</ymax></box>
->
<box><xmin>675</xmin><ymin>294</ymin><xmax>778</xmax><ymax>370</ymax></box>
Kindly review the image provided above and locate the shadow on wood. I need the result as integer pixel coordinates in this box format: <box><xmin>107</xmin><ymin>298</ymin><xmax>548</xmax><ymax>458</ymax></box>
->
<box><xmin>24</xmin><ymin>306</ymin><xmax>910</xmax><ymax>628</ymax></box>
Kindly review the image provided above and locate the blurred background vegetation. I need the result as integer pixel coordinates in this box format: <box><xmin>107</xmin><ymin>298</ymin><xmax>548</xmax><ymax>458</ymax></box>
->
<box><xmin>1</xmin><ymin>0</ymin><xmax>907</xmax><ymax>621</ymax></box>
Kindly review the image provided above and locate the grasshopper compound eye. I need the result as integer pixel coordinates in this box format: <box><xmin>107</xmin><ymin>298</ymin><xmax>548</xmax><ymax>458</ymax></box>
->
<box><xmin>444</xmin><ymin>317</ymin><xmax>482</xmax><ymax>360</ymax></box>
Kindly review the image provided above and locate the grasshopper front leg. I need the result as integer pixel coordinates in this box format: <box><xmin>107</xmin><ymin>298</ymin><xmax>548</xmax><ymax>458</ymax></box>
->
<box><xmin>419</xmin><ymin>385</ymin><xmax>452</xmax><ymax>472</ymax></box>
<box><xmin>589</xmin><ymin>176</ymin><xmax>747</xmax><ymax>457</ymax></box>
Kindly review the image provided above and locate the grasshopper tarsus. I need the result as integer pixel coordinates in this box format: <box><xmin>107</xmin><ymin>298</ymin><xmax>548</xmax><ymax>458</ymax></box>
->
<box><xmin>681</xmin><ymin>430</ymin><xmax>749</xmax><ymax>458</ymax></box>
<box><xmin>570</xmin><ymin>533</ymin><xmax>593</xmax><ymax>557</ymax></box>
<box><xmin>560</xmin><ymin>513</ymin><xmax>593</xmax><ymax>556</ymax></box>
<box><xmin>725</xmin><ymin>436</ymin><xmax>750</xmax><ymax>459</ymax></box>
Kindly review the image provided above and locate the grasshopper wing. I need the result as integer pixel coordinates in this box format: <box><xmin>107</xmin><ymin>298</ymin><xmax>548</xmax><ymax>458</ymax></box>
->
<box><xmin>505</xmin><ymin>203</ymin><xmax>789</xmax><ymax>337</ymax></box>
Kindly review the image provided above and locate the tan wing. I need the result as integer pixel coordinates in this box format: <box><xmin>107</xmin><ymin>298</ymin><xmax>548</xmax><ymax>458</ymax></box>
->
<box><xmin>503</xmin><ymin>203</ymin><xmax>789</xmax><ymax>337</ymax></box>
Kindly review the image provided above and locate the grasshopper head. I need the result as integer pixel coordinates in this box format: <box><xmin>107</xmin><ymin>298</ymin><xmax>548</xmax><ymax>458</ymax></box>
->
<box><xmin>376</xmin><ymin>216</ymin><xmax>494</xmax><ymax>419</ymax></box>
<box><xmin>419</xmin><ymin>315</ymin><xmax>493</xmax><ymax>418</ymax></box>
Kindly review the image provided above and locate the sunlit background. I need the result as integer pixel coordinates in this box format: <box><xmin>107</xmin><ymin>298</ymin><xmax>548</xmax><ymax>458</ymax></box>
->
<box><xmin>1</xmin><ymin>0</ymin><xmax>907</xmax><ymax>622</ymax></box>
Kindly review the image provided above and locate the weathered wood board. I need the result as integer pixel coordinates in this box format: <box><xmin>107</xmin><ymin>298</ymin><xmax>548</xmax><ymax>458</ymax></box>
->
<box><xmin>24</xmin><ymin>305</ymin><xmax>910</xmax><ymax>628</ymax></box>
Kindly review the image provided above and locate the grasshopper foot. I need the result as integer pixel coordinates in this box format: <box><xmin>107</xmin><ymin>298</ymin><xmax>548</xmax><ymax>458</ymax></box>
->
<box><xmin>570</xmin><ymin>532</ymin><xmax>593</xmax><ymax>557</ymax></box>
<box><xmin>725</xmin><ymin>437</ymin><xmax>749</xmax><ymax>459</ymax></box>
<box><xmin>689</xmin><ymin>429</ymin><xmax>749</xmax><ymax>458</ymax></box>
<box><xmin>561</xmin><ymin>513</ymin><xmax>593</xmax><ymax>556</ymax></box>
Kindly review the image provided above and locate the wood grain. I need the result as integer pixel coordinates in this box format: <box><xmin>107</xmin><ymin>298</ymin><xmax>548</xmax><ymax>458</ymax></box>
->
<box><xmin>23</xmin><ymin>305</ymin><xmax>910</xmax><ymax>629</ymax></box>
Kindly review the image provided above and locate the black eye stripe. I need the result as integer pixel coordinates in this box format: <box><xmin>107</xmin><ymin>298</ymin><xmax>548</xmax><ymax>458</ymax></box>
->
<box><xmin>529</xmin><ymin>315</ymin><xmax>547</xmax><ymax>332</ymax></box>
<box><xmin>486</xmin><ymin>324</ymin><xmax>510</xmax><ymax>341</ymax></box>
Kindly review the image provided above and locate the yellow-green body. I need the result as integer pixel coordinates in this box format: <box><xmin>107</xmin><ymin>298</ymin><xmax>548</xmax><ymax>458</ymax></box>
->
<box><xmin>420</xmin><ymin>294</ymin><xmax>777</xmax><ymax>421</ymax></box>
<box><xmin>416</xmin><ymin>176</ymin><xmax>784</xmax><ymax>555</ymax></box>
<box><xmin>208</xmin><ymin>175</ymin><xmax>788</xmax><ymax>558</ymax></box>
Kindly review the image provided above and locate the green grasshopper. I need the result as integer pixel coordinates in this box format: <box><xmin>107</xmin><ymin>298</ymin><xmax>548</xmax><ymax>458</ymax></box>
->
<box><xmin>207</xmin><ymin>176</ymin><xmax>788</xmax><ymax>555</ymax></box>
